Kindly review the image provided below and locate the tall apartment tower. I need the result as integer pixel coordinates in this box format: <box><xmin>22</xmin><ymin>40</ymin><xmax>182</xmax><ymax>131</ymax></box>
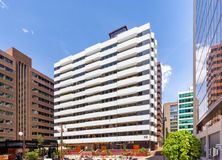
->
<box><xmin>0</xmin><ymin>50</ymin><xmax>16</xmax><ymax>140</ymax></box>
<box><xmin>163</xmin><ymin>102</ymin><xmax>178</xmax><ymax>137</ymax></box>
<box><xmin>156</xmin><ymin>62</ymin><xmax>163</xmax><ymax>146</ymax></box>
<box><xmin>194</xmin><ymin>0</ymin><xmax>222</xmax><ymax>159</ymax></box>
<box><xmin>0</xmin><ymin>48</ymin><xmax>54</xmax><ymax>141</ymax></box>
<box><xmin>54</xmin><ymin>23</ymin><xmax>159</xmax><ymax>150</ymax></box>
<box><xmin>178</xmin><ymin>88</ymin><xmax>194</xmax><ymax>133</ymax></box>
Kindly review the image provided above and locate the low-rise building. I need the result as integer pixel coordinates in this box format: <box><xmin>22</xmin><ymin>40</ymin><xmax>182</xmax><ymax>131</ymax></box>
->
<box><xmin>163</xmin><ymin>102</ymin><xmax>178</xmax><ymax>137</ymax></box>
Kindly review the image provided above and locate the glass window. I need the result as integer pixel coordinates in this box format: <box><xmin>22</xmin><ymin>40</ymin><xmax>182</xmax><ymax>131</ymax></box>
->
<box><xmin>179</xmin><ymin>93</ymin><xmax>193</xmax><ymax>98</ymax></box>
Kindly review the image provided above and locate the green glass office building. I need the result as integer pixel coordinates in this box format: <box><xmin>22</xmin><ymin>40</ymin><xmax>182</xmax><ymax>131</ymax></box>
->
<box><xmin>178</xmin><ymin>88</ymin><xmax>194</xmax><ymax>133</ymax></box>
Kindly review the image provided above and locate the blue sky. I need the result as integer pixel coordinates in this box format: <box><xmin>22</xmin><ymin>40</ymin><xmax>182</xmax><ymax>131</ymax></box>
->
<box><xmin>0</xmin><ymin>0</ymin><xmax>193</xmax><ymax>103</ymax></box>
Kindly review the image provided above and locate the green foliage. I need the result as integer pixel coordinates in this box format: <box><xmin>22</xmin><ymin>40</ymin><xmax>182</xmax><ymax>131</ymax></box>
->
<box><xmin>25</xmin><ymin>150</ymin><xmax>39</xmax><ymax>160</ymax></box>
<box><xmin>64</xmin><ymin>143</ymin><xmax>69</xmax><ymax>148</ymax></box>
<box><xmin>37</xmin><ymin>134</ymin><xmax>43</xmax><ymax>146</ymax></box>
<box><xmin>123</xmin><ymin>143</ymin><xmax>127</xmax><ymax>151</ymax></box>
<box><xmin>69</xmin><ymin>146</ymin><xmax>74</xmax><ymax>150</ymax></box>
<box><xmin>138</xmin><ymin>147</ymin><xmax>147</xmax><ymax>153</ymax></box>
<box><xmin>36</xmin><ymin>134</ymin><xmax>44</xmax><ymax>158</ymax></box>
<box><xmin>166</xmin><ymin>127</ymin><xmax>169</xmax><ymax>138</ymax></box>
<box><xmin>52</xmin><ymin>150</ymin><xmax>61</xmax><ymax>158</ymax></box>
<box><xmin>163</xmin><ymin>130</ymin><xmax>201</xmax><ymax>160</ymax></box>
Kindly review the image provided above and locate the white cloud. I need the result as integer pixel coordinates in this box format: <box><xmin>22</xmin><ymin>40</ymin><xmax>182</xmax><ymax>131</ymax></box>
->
<box><xmin>0</xmin><ymin>0</ymin><xmax>8</xmax><ymax>9</ymax></box>
<box><xmin>21</xmin><ymin>28</ymin><xmax>34</xmax><ymax>35</ymax></box>
<box><xmin>195</xmin><ymin>44</ymin><xmax>208</xmax><ymax>85</ymax></box>
<box><xmin>31</xmin><ymin>30</ymin><xmax>34</xmax><ymax>35</ymax></box>
<box><xmin>161</xmin><ymin>64</ymin><xmax>172</xmax><ymax>91</ymax></box>
<box><xmin>22</xmin><ymin>28</ymin><xmax>29</xmax><ymax>33</ymax></box>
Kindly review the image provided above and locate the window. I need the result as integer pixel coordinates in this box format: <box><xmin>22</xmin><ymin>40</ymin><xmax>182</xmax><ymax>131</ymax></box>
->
<box><xmin>179</xmin><ymin>119</ymin><xmax>193</xmax><ymax>124</ymax></box>
<box><xmin>179</xmin><ymin>125</ymin><xmax>193</xmax><ymax>129</ymax></box>
<box><xmin>179</xmin><ymin>93</ymin><xmax>193</xmax><ymax>98</ymax></box>
<box><xmin>179</xmin><ymin>108</ymin><xmax>193</xmax><ymax>113</ymax></box>
<box><xmin>101</xmin><ymin>52</ymin><xmax>117</xmax><ymax>60</ymax></box>
<box><xmin>137</xmin><ymin>50</ymin><xmax>150</xmax><ymax>57</ymax></box>
<box><xmin>179</xmin><ymin>103</ymin><xmax>193</xmax><ymax>109</ymax></box>
<box><xmin>170</xmin><ymin>105</ymin><xmax>177</xmax><ymax>112</ymax></box>
<box><xmin>179</xmin><ymin>114</ymin><xmax>193</xmax><ymax>119</ymax></box>
<box><xmin>179</xmin><ymin>98</ymin><xmax>193</xmax><ymax>103</ymax></box>
<box><xmin>101</xmin><ymin>44</ymin><xmax>117</xmax><ymax>52</ymax></box>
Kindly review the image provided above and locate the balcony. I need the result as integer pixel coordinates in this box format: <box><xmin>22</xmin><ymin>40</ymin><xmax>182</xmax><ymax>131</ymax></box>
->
<box><xmin>85</xmin><ymin>61</ymin><xmax>101</xmax><ymax>71</ymax></box>
<box><xmin>55</xmin><ymin>78</ymin><xmax>73</xmax><ymax>89</ymax></box>
<box><xmin>59</xmin><ymin>63</ymin><xmax>75</xmax><ymax>74</ymax></box>
<box><xmin>117</xmin><ymin>67</ymin><xmax>137</xmax><ymax>78</ymax></box>
<box><xmin>117</xmin><ymin>57</ymin><xmax>138</xmax><ymax>70</ymax></box>
<box><xmin>84</xmin><ymin>77</ymin><xmax>102</xmax><ymax>87</ymax></box>
<box><xmin>100</xmin><ymin>56</ymin><xmax>117</xmax><ymax>66</ymax></box>
<box><xmin>55</xmin><ymin>124</ymin><xmax>150</xmax><ymax>137</ymax></box>
<box><xmin>84</xmin><ymin>95</ymin><xmax>101</xmax><ymax>103</ymax></box>
<box><xmin>117</xmin><ymin>38</ymin><xmax>138</xmax><ymax>52</ymax></box>
<box><xmin>84</xmin><ymin>43</ymin><xmax>101</xmax><ymax>56</ymax></box>
<box><xmin>116</xmin><ymin>27</ymin><xmax>138</xmax><ymax>43</ymax></box>
<box><xmin>57</xmin><ymin>55</ymin><xmax>74</xmax><ymax>67</ymax></box>
<box><xmin>83</xmin><ymin>86</ymin><xmax>101</xmax><ymax>95</ymax></box>
<box><xmin>117</xmin><ymin>76</ymin><xmax>137</xmax><ymax>87</ymax></box>
<box><xmin>59</xmin><ymin>71</ymin><xmax>74</xmax><ymax>80</ymax></box>
<box><xmin>117</xmin><ymin>86</ymin><xmax>138</xmax><ymax>96</ymax></box>
<box><xmin>101</xmin><ymin>74</ymin><xmax>117</xmax><ymax>83</ymax></box>
<box><xmin>54</xmin><ymin>101</ymin><xmax>75</xmax><ymax>109</ymax></box>
<box><xmin>56</xmin><ymin>81</ymin><xmax>85</xmax><ymax>96</ymax></box>
<box><xmin>117</xmin><ymin>47</ymin><xmax>137</xmax><ymax>60</ymax></box>
<box><xmin>84</xmin><ymin>69</ymin><xmax>102</xmax><ymax>80</ymax></box>
<box><xmin>60</xmin><ymin>135</ymin><xmax>155</xmax><ymax>144</ymax></box>
<box><xmin>56</xmin><ymin>93</ymin><xmax>74</xmax><ymax>102</ymax></box>
<box><xmin>62</xmin><ymin>114</ymin><xmax>149</xmax><ymax>130</ymax></box>
<box><xmin>85</xmin><ymin>52</ymin><xmax>101</xmax><ymax>63</ymax></box>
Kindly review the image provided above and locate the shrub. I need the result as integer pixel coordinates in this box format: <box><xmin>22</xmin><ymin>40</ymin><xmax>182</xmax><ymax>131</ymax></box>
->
<box><xmin>163</xmin><ymin>130</ymin><xmax>201</xmax><ymax>160</ymax></box>
<box><xmin>25</xmin><ymin>151</ymin><xmax>39</xmax><ymax>160</ymax></box>
<box><xmin>122</xmin><ymin>149</ymin><xmax>132</xmax><ymax>156</ymax></box>
<box><xmin>138</xmin><ymin>147</ymin><xmax>147</xmax><ymax>153</ymax></box>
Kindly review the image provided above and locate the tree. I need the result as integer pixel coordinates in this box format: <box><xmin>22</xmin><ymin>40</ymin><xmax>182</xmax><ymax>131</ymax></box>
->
<box><xmin>37</xmin><ymin>134</ymin><xmax>44</xmax><ymax>158</ymax></box>
<box><xmin>37</xmin><ymin>134</ymin><xmax>44</xmax><ymax>146</ymax></box>
<box><xmin>25</xmin><ymin>150</ymin><xmax>39</xmax><ymax>160</ymax></box>
<box><xmin>52</xmin><ymin>150</ymin><xmax>61</xmax><ymax>158</ymax></box>
<box><xmin>166</xmin><ymin>127</ymin><xmax>169</xmax><ymax>138</ymax></box>
<box><xmin>163</xmin><ymin>130</ymin><xmax>201</xmax><ymax>160</ymax></box>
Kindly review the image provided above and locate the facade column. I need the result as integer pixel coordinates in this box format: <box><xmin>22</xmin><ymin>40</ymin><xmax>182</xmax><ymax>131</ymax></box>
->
<box><xmin>206</xmin><ymin>125</ymin><xmax>209</xmax><ymax>160</ymax></box>
<box><xmin>220</xmin><ymin>115</ymin><xmax>222</xmax><ymax>160</ymax></box>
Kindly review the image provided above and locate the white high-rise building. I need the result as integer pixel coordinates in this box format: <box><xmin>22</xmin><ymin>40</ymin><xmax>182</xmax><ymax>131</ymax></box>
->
<box><xmin>54</xmin><ymin>23</ymin><xmax>159</xmax><ymax>150</ymax></box>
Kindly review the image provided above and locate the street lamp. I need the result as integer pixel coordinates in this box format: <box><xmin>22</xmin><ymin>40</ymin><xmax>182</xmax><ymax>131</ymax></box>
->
<box><xmin>18</xmin><ymin>131</ymin><xmax>25</xmax><ymax>158</ymax></box>
<box><xmin>56</xmin><ymin>124</ymin><xmax>67</xmax><ymax>160</ymax></box>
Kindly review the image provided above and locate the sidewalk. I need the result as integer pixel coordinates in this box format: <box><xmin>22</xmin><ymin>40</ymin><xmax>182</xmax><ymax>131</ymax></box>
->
<box><xmin>146</xmin><ymin>155</ymin><xmax>164</xmax><ymax>160</ymax></box>
<box><xmin>145</xmin><ymin>150</ymin><xmax>164</xmax><ymax>160</ymax></box>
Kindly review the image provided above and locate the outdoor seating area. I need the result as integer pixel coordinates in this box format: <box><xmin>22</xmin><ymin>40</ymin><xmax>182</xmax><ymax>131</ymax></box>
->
<box><xmin>62</xmin><ymin>148</ymin><xmax>151</xmax><ymax>160</ymax></box>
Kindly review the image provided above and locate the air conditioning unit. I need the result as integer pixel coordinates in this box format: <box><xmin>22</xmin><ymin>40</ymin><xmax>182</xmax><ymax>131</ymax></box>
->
<box><xmin>209</xmin><ymin>147</ymin><xmax>219</xmax><ymax>157</ymax></box>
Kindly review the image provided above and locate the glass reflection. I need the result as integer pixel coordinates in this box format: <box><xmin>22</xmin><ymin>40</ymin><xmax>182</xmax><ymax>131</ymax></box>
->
<box><xmin>195</xmin><ymin>0</ymin><xmax>222</xmax><ymax>119</ymax></box>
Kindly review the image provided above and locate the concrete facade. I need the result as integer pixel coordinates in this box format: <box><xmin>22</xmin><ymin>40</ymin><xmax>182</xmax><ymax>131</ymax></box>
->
<box><xmin>163</xmin><ymin>102</ymin><xmax>178</xmax><ymax>137</ymax></box>
<box><xmin>54</xmin><ymin>23</ymin><xmax>160</xmax><ymax>150</ymax></box>
<box><xmin>157</xmin><ymin>62</ymin><xmax>163</xmax><ymax>146</ymax></box>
